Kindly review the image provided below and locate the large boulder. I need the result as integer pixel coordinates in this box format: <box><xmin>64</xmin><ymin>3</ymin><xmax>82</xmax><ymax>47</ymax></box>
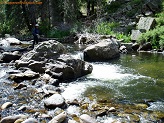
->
<box><xmin>19</xmin><ymin>40</ymin><xmax>66</xmax><ymax>62</ymax></box>
<box><xmin>137</xmin><ymin>17</ymin><xmax>156</xmax><ymax>31</ymax></box>
<box><xmin>15</xmin><ymin>40</ymin><xmax>93</xmax><ymax>82</ymax></box>
<box><xmin>84</xmin><ymin>39</ymin><xmax>120</xmax><ymax>61</ymax></box>
<box><xmin>46</xmin><ymin>55</ymin><xmax>93</xmax><ymax>81</ymax></box>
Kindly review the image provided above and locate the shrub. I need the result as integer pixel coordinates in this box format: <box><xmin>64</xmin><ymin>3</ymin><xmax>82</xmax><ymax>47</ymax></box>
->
<box><xmin>138</xmin><ymin>26</ymin><xmax>164</xmax><ymax>49</ymax></box>
<box><xmin>0</xmin><ymin>20</ymin><xmax>13</xmax><ymax>36</ymax></box>
<box><xmin>47</xmin><ymin>28</ymin><xmax>70</xmax><ymax>39</ymax></box>
<box><xmin>94</xmin><ymin>21</ymin><xmax>119</xmax><ymax>35</ymax></box>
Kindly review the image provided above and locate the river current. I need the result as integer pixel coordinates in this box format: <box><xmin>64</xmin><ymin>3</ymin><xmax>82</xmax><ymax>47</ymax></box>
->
<box><xmin>0</xmin><ymin>44</ymin><xmax>164</xmax><ymax>122</ymax></box>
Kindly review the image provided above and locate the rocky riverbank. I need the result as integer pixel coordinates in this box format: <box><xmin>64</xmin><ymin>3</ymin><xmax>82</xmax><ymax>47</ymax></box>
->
<box><xmin>0</xmin><ymin>36</ymin><xmax>164</xmax><ymax>123</ymax></box>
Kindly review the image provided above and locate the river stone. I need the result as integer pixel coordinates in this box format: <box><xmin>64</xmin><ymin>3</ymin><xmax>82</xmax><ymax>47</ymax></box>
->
<box><xmin>44</xmin><ymin>94</ymin><xmax>65</xmax><ymax>109</ymax></box>
<box><xmin>9</xmin><ymin>70</ymin><xmax>39</xmax><ymax>82</ymax></box>
<box><xmin>28</xmin><ymin>61</ymin><xmax>45</xmax><ymax>73</ymax></box>
<box><xmin>80</xmin><ymin>114</ymin><xmax>97</xmax><ymax>123</ymax></box>
<box><xmin>21</xmin><ymin>118</ymin><xmax>38</xmax><ymax>123</ymax></box>
<box><xmin>5</xmin><ymin>37</ymin><xmax>22</xmax><ymax>45</ymax></box>
<box><xmin>0</xmin><ymin>115</ymin><xmax>27</xmax><ymax>123</ymax></box>
<box><xmin>1</xmin><ymin>52</ymin><xmax>21</xmax><ymax>62</ymax></box>
<box><xmin>84</xmin><ymin>39</ymin><xmax>120</xmax><ymax>61</ymax></box>
<box><xmin>1</xmin><ymin>102</ymin><xmax>13</xmax><ymax>110</ymax></box>
<box><xmin>48</xmin><ymin>111</ymin><xmax>67</xmax><ymax>123</ymax></box>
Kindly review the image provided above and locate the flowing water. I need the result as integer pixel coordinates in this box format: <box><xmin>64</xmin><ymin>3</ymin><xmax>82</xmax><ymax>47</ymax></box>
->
<box><xmin>63</xmin><ymin>45</ymin><xmax>164</xmax><ymax>113</ymax></box>
<box><xmin>0</xmin><ymin>44</ymin><xmax>164</xmax><ymax>122</ymax></box>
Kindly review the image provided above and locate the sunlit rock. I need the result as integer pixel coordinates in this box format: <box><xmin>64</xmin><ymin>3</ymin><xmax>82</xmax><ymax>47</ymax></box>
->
<box><xmin>1</xmin><ymin>102</ymin><xmax>13</xmax><ymax>110</ymax></box>
<box><xmin>48</xmin><ymin>111</ymin><xmax>67</xmax><ymax>123</ymax></box>
<box><xmin>84</xmin><ymin>39</ymin><xmax>120</xmax><ymax>61</ymax></box>
<box><xmin>0</xmin><ymin>115</ymin><xmax>27</xmax><ymax>123</ymax></box>
<box><xmin>22</xmin><ymin>118</ymin><xmax>38</xmax><ymax>123</ymax></box>
<box><xmin>80</xmin><ymin>114</ymin><xmax>97</xmax><ymax>123</ymax></box>
<box><xmin>44</xmin><ymin>94</ymin><xmax>65</xmax><ymax>109</ymax></box>
<box><xmin>137</xmin><ymin>17</ymin><xmax>156</xmax><ymax>31</ymax></box>
<box><xmin>9</xmin><ymin>70</ymin><xmax>39</xmax><ymax>83</ymax></box>
<box><xmin>16</xmin><ymin>40</ymin><xmax>93</xmax><ymax>82</ymax></box>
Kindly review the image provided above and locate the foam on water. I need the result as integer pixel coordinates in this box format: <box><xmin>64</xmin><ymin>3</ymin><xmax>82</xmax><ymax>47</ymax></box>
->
<box><xmin>62</xmin><ymin>63</ymin><xmax>150</xmax><ymax>102</ymax></box>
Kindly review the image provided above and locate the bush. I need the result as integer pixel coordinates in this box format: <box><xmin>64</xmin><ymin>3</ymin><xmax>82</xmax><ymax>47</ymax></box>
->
<box><xmin>138</xmin><ymin>26</ymin><xmax>164</xmax><ymax>49</ymax></box>
<box><xmin>92</xmin><ymin>21</ymin><xmax>130</xmax><ymax>42</ymax></box>
<box><xmin>47</xmin><ymin>28</ymin><xmax>70</xmax><ymax>39</ymax></box>
<box><xmin>0</xmin><ymin>20</ymin><xmax>13</xmax><ymax>36</ymax></box>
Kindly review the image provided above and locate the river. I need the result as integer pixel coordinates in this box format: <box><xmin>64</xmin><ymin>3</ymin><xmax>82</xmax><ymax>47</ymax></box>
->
<box><xmin>0</xmin><ymin>44</ymin><xmax>164</xmax><ymax>122</ymax></box>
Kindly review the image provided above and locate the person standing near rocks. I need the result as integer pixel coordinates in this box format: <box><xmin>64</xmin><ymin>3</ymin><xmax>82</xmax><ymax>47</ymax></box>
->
<box><xmin>32</xmin><ymin>24</ymin><xmax>40</xmax><ymax>48</ymax></box>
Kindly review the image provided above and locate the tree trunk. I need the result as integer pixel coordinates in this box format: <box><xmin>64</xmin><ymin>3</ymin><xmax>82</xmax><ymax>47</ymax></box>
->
<box><xmin>21</xmin><ymin>0</ymin><xmax>32</xmax><ymax>31</ymax></box>
<box><xmin>87</xmin><ymin>0</ymin><xmax>91</xmax><ymax>16</ymax></box>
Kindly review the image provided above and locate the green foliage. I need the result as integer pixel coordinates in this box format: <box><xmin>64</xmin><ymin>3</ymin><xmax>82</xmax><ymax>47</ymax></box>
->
<box><xmin>156</xmin><ymin>12</ymin><xmax>164</xmax><ymax>26</ymax></box>
<box><xmin>94</xmin><ymin>21</ymin><xmax>119</xmax><ymax>35</ymax></box>
<box><xmin>89</xmin><ymin>21</ymin><xmax>130</xmax><ymax>42</ymax></box>
<box><xmin>138</xmin><ymin>26</ymin><xmax>164</xmax><ymax>49</ymax></box>
<box><xmin>105</xmin><ymin>1</ymin><xmax>121</xmax><ymax>13</ymax></box>
<box><xmin>159</xmin><ymin>35</ymin><xmax>164</xmax><ymax>50</ymax></box>
<box><xmin>131</xmin><ymin>0</ymin><xmax>142</xmax><ymax>5</ymax></box>
<box><xmin>47</xmin><ymin>28</ymin><xmax>71</xmax><ymax>39</ymax></box>
<box><xmin>116</xmin><ymin>33</ymin><xmax>131</xmax><ymax>43</ymax></box>
<box><xmin>39</xmin><ymin>19</ymin><xmax>50</xmax><ymax>36</ymax></box>
<box><xmin>0</xmin><ymin>20</ymin><xmax>13</xmax><ymax>36</ymax></box>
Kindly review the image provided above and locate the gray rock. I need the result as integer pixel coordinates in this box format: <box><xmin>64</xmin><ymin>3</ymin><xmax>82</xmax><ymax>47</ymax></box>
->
<box><xmin>131</xmin><ymin>29</ymin><xmax>145</xmax><ymax>41</ymax></box>
<box><xmin>22</xmin><ymin>118</ymin><xmax>38</xmax><ymax>123</ymax></box>
<box><xmin>0</xmin><ymin>115</ymin><xmax>27</xmax><ymax>123</ymax></box>
<box><xmin>1</xmin><ymin>52</ymin><xmax>21</xmax><ymax>62</ymax></box>
<box><xmin>57</xmin><ymin>54</ymin><xmax>93</xmax><ymax>78</ymax></box>
<box><xmin>119</xmin><ymin>45</ymin><xmax>127</xmax><ymax>54</ymax></box>
<box><xmin>84</xmin><ymin>39</ymin><xmax>120</xmax><ymax>61</ymax></box>
<box><xmin>22</xmin><ymin>40</ymin><xmax>66</xmax><ymax>62</ymax></box>
<box><xmin>28</xmin><ymin>61</ymin><xmax>45</xmax><ymax>73</ymax></box>
<box><xmin>15</xmin><ymin>40</ymin><xmax>93</xmax><ymax>82</ymax></box>
<box><xmin>137</xmin><ymin>17</ymin><xmax>156</xmax><ymax>31</ymax></box>
<box><xmin>1</xmin><ymin>102</ymin><xmax>13</xmax><ymax>110</ymax></box>
<box><xmin>48</xmin><ymin>111</ymin><xmax>67</xmax><ymax>123</ymax></box>
<box><xmin>9</xmin><ymin>70</ymin><xmax>39</xmax><ymax>83</ymax></box>
<box><xmin>44</xmin><ymin>94</ymin><xmax>65</xmax><ymax>109</ymax></box>
<box><xmin>80</xmin><ymin>114</ymin><xmax>97</xmax><ymax>123</ymax></box>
